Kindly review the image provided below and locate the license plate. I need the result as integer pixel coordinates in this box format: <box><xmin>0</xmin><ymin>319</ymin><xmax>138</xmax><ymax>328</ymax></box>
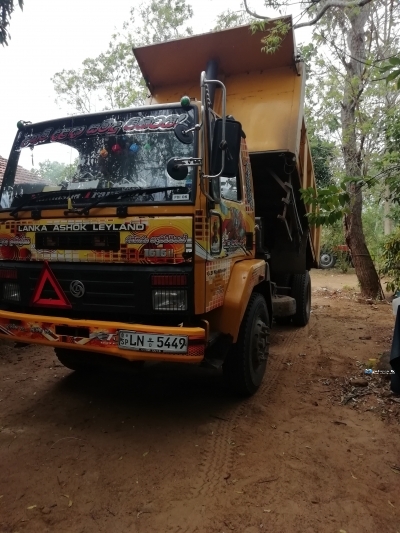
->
<box><xmin>118</xmin><ymin>330</ymin><xmax>188</xmax><ymax>353</ymax></box>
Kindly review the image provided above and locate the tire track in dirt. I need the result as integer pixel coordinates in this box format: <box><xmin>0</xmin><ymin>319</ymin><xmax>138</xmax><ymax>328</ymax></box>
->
<box><xmin>174</xmin><ymin>327</ymin><xmax>304</xmax><ymax>533</ymax></box>
<box><xmin>224</xmin><ymin>326</ymin><xmax>307</xmax><ymax>473</ymax></box>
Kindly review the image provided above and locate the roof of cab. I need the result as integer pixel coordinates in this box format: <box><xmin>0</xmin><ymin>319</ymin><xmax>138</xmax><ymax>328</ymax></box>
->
<box><xmin>133</xmin><ymin>16</ymin><xmax>296</xmax><ymax>92</ymax></box>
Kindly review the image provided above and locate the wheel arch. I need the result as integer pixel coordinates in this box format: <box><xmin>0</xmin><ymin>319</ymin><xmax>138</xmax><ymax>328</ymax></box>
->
<box><xmin>206</xmin><ymin>259</ymin><xmax>270</xmax><ymax>342</ymax></box>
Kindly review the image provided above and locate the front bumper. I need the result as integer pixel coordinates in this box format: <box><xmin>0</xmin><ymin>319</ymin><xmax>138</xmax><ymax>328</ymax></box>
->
<box><xmin>0</xmin><ymin>310</ymin><xmax>206</xmax><ymax>363</ymax></box>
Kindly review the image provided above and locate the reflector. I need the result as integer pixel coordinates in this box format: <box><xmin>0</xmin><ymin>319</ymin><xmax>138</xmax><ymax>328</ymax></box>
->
<box><xmin>30</xmin><ymin>261</ymin><xmax>72</xmax><ymax>309</ymax></box>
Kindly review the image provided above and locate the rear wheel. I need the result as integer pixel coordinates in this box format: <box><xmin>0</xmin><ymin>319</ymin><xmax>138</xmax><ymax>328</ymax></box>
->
<box><xmin>223</xmin><ymin>293</ymin><xmax>270</xmax><ymax>396</ymax></box>
<box><xmin>291</xmin><ymin>271</ymin><xmax>311</xmax><ymax>327</ymax></box>
<box><xmin>319</xmin><ymin>252</ymin><xmax>336</xmax><ymax>269</ymax></box>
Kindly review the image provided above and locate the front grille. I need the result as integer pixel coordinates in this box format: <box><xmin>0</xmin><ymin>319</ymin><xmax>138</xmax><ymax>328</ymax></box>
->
<box><xmin>35</xmin><ymin>232</ymin><xmax>120</xmax><ymax>251</ymax></box>
<box><xmin>0</xmin><ymin>262</ymin><xmax>193</xmax><ymax>320</ymax></box>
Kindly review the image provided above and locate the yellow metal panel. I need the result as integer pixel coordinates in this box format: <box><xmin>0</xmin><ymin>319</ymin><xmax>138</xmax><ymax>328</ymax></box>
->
<box><xmin>206</xmin><ymin>259</ymin><xmax>266</xmax><ymax>342</ymax></box>
<box><xmin>224</xmin><ymin>67</ymin><xmax>303</xmax><ymax>155</ymax></box>
<box><xmin>134</xmin><ymin>17</ymin><xmax>295</xmax><ymax>90</ymax></box>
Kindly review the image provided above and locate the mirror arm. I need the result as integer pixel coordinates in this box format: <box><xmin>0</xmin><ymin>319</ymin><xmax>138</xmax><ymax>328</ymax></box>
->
<box><xmin>182</xmin><ymin>124</ymin><xmax>201</xmax><ymax>135</ymax></box>
<box><xmin>169</xmin><ymin>157</ymin><xmax>202</xmax><ymax>169</ymax></box>
<box><xmin>200</xmin><ymin>173</ymin><xmax>219</xmax><ymax>203</ymax></box>
<box><xmin>200</xmin><ymin>75</ymin><xmax>227</xmax><ymax>180</ymax></box>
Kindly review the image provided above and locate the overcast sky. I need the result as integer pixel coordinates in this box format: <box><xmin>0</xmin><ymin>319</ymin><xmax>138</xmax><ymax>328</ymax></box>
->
<box><xmin>1</xmin><ymin>0</ymin><xmax>309</xmax><ymax>167</ymax></box>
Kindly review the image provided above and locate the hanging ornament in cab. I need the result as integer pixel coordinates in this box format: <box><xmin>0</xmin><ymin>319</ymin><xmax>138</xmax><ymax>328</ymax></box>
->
<box><xmin>111</xmin><ymin>143</ymin><xmax>123</xmax><ymax>155</ymax></box>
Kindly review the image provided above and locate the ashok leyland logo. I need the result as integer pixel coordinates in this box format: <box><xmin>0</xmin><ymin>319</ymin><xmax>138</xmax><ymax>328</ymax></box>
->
<box><xmin>70</xmin><ymin>280</ymin><xmax>85</xmax><ymax>298</ymax></box>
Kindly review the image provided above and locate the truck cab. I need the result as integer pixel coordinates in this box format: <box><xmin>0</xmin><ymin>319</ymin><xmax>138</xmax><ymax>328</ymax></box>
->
<box><xmin>0</xmin><ymin>16</ymin><xmax>319</xmax><ymax>396</ymax></box>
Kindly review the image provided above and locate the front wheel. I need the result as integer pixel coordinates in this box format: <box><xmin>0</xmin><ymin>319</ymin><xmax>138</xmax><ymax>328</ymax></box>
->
<box><xmin>223</xmin><ymin>293</ymin><xmax>270</xmax><ymax>396</ymax></box>
<box><xmin>55</xmin><ymin>348</ymin><xmax>97</xmax><ymax>372</ymax></box>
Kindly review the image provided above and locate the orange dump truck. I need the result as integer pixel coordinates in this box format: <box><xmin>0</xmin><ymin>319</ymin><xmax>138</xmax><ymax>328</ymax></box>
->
<box><xmin>0</xmin><ymin>16</ymin><xmax>319</xmax><ymax>395</ymax></box>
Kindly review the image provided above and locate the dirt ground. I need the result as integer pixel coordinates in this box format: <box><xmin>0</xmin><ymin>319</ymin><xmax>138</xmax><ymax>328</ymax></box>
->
<box><xmin>1</xmin><ymin>269</ymin><xmax>400</xmax><ymax>533</ymax></box>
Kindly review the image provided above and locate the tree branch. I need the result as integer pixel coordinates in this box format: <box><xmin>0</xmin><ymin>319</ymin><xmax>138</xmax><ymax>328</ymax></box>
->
<box><xmin>243</xmin><ymin>0</ymin><xmax>267</xmax><ymax>20</ymax></box>
<box><xmin>294</xmin><ymin>0</ymin><xmax>375</xmax><ymax>29</ymax></box>
<box><xmin>243</xmin><ymin>0</ymin><xmax>376</xmax><ymax>29</ymax></box>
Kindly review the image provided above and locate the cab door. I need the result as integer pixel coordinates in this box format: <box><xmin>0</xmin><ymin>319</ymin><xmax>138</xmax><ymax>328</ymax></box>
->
<box><xmin>204</xmin><ymin>141</ymin><xmax>255</xmax><ymax>313</ymax></box>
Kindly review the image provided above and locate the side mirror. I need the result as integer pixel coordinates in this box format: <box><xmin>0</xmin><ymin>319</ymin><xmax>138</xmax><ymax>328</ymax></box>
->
<box><xmin>174</xmin><ymin>124</ymin><xmax>194</xmax><ymax>144</ymax></box>
<box><xmin>210</xmin><ymin>119</ymin><xmax>242</xmax><ymax>178</ymax></box>
<box><xmin>167</xmin><ymin>158</ymin><xmax>189</xmax><ymax>181</ymax></box>
<box><xmin>167</xmin><ymin>157</ymin><xmax>202</xmax><ymax>181</ymax></box>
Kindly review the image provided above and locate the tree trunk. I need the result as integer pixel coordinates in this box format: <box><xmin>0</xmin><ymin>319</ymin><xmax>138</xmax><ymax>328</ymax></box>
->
<box><xmin>341</xmin><ymin>4</ymin><xmax>382</xmax><ymax>299</ymax></box>
<box><xmin>384</xmin><ymin>185</ymin><xmax>393</xmax><ymax>236</ymax></box>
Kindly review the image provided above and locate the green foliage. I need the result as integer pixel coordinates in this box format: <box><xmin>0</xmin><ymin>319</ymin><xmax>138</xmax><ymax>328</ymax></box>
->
<box><xmin>52</xmin><ymin>0</ymin><xmax>193</xmax><ymax>114</ymax></box>
<box><xmin>130</xmin><ymin>0</ymin><xmax>193</xmax><ymax>44</ymax></box>
<box><xmin>373</xmin><ymin>108</ymin><xmax>400</xmax><ymax>202</ymax></box>
<box><xmin>379</xmin><ymin>56</ymin><xmax>400</xmax><ymax>90</ymax></box>
<box><xmin>0</xmin><ymin>0</ymin><xmax>23</xmax><ymax>46</ymax></box>
<box><xmin>301</xmin><ymin>184</ymin><xmax>350</xmax><ymax>227</ymax></box>
<box><xmin>320</xmin><ymin>219</ymin><xmax>349</xmax><ymax>272</ymax></box>
<box><xmin>362</xmin><ymin>201</ymin><xmax>384</xmax><ymax>265</ymax></box>
<box><xmin>381</xmin><ymin>227</ymin><xmax>400</xmax><ymax>292</ymax></box>
<box><xmin>213</xmin><ymin>2</ymin><xmax>253</xmax><ymax>31</ymax></box>
<box><xmin>52</xmin><ymin>38</ymin><xmax>144</xmax><ymax>113</ymax></box>
<box><xmin>33</xmin><ymin>160</ymin><xmax>78</xmax><ymax>185</ymax></box>
<box><xmin>250</xmin><ymin>19</ymin><xmax>291</xmax><ymax>54</ymax></box>
<box><xmin>309</xmin><ymin>136</ymin><xmax>335</xmax><ymax>188</ymax></box>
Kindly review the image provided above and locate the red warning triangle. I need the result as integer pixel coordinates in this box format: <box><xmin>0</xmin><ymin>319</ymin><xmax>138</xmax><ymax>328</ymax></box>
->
<box><xmin>30</xmin><ymin>261</ymin><xmax>72</xmax><ymax>309</ymax></box>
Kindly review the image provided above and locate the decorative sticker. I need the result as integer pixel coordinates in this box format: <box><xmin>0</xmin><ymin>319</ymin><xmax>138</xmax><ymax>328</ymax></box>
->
<box><xmin>0</xmin><ymin>216</ymin><xmax>193</xmax><ymax>265</ymax></box>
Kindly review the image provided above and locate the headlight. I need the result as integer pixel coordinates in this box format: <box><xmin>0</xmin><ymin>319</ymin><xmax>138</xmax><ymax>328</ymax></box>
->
<box><xmin>152</xmin><ymin>289</ymin><xmax>187</xmax><ymax>311</ymax></box>
<box><xmin>3</xmin><ymin>282</ymin><xmax>21</xmax><ymax>302</ymax></box>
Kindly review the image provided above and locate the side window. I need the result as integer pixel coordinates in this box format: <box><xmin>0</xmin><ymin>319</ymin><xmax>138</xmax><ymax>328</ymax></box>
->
<box><xmin>221</xmin><ymin>167</ymin><xmax>242</xmax><ymax>202</ymax></box>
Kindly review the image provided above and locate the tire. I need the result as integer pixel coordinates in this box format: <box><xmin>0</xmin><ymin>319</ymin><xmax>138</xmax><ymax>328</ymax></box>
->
<box><xmin>391</xmin><ymin>372</ymin><xmax>400</xmax><ymax>394</ymax></box>
<box><xmin>223</xmin><ymin>293</ymin><xmax>270</xmax><ymax>396</ymax></box>
<box><xmin>55</xmin><ymin>348</ymin><xmax>98</xmax><ymax>372</ymax></box>
<box><xmin>319</xmin><ymin>252</ymin><xmax>336</xmax><ymax>269</ymax></box>
<box><xmin>291</xmin><ymin>271</ymin><xmax>311</xmax><ymax>327</ymax></box>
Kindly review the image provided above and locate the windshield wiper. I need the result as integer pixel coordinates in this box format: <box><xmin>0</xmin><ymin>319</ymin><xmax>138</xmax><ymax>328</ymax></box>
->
<box><xmin>77</xmin><ymin>186</ymin><xmax>189</xmax><ymax>216</ymax></box>
<box><xmin>9</xmin><ymin>191</ymin><xmax>58</xmax><ymax>218</ymax></box>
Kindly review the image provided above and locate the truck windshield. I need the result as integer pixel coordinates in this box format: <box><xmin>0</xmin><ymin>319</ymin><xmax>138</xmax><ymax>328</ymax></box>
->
<box><xmin>1</xmin><ymin>106</ymin><xmax>197</xmax><ymax>209</ymax></box>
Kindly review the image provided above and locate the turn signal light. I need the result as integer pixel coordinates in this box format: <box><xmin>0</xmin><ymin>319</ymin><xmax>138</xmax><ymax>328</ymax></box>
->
<box><xmin>151</xmin><ymin>275</ymin><xmax>187</xmax><ymax>286</ymax></box>
<box><xmin>0</xmin><ymin>269</ymin><xmax>17</xmax><ymax>279</ymax></box>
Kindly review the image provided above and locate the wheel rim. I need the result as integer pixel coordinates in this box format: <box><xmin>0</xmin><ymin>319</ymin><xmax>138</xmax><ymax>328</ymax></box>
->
<box><xmin>320</xmin><ymin>253</ymin><xmax>333</xmax><ymax>267</ymax></box>
<box><xmin>251</xmin><ymin>316</ymin><xmax>268</xmax><ymax>373</ymax></box>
